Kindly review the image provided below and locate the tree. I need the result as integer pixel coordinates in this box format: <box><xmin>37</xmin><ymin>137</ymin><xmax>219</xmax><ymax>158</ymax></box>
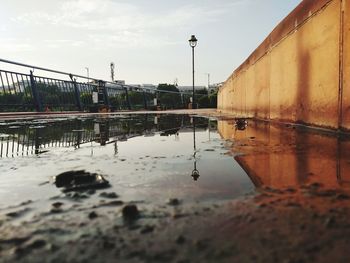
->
<box><xmin>157</xmin><ymin>84</ymin><xmax>182</xmax><ymax>109</ymax></box>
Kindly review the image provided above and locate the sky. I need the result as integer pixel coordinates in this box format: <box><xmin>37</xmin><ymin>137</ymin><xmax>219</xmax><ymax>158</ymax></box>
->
<box><xmin>0</xmin><ymin>0</ymin><xmax>301</xmax><ymax>86</ymax></box>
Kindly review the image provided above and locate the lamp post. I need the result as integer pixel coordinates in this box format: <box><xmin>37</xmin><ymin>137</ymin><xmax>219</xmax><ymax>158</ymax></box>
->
<box><xmin>189</xmin><ymin>35</ymin><xmax>198</xmax><ymax>109</ymax></box>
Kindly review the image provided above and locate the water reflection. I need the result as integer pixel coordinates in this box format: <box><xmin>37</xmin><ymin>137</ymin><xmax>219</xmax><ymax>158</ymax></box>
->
<box><xmin>191</xmin><ymin>117</ymin><xmax>200</xmax><ymax>181</ymax></box>
<box><xmin>0</xmin><ymin>115</ymin><xmax>209</xmax><ymax>158</ymax></box>
<box><xmin>218</xmin><ymin>119</ymin><xmax>350</xmax><ymax>190</ymax></box>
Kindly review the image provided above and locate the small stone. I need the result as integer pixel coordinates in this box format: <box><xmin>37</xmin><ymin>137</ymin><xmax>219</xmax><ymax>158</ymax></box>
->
<box><xmin>140</xmin><ymin>225</ymin><xmax>154</xmax><ymax>234</ymax></box>
<box><xmin>52</xmin><ymin>202</ymin><xmax>63</xmax><ymax>209</ymax></box>
<box><xmin>335</xmin><ymin>193</ymin><xmax>350</xmax><ymax>200</ymax></box>
<box><xmin>99</xmin><ymin>200</ymin><xmax>124</xmax><ymax>207</ymax></box>
<box><xmin>308</xmin><ymin>182</ymin><xmax>323</xmax><ymax>189</ymax></box>
<box><xmin>103</xmin><ymin>240</ymin><xmax>115</xmax><ymax>249</ymax></box>
<box><xmin>176</xmin><ymin>235</ymin><xmax>186</xmax><ymax>244</ymax></box>
<box><xmin>89</xmin><ymin>211</ymin><xmax>98</xmax><ymax>220</ymax></box>
<box><xmin>86</xmin><ymin>189</ymin><xmax>96</xmax><ymax>195</ymax></box>
<box><xmin>100</xmin><ymin>192</ymin><xmax>119</xmax><ymax>199</ymax></box>
<box><xmin>28</xmin><ymin>239</ymin><xmax>47</xmax><ymax>249</ymax></box>
<box><xmin>122</xmin><ymin>205</ymin><xmax>139</xmax><ymax>221</ymax></box>
<box><xmin>284</xmin><ymin>188</ymin><xmax>296</xmax><ymax>193</ymax></box>
<box><xmin>324</xmin><ymin>217</ymin><xmax>335</xmax><ymax>228</ymax></box>
<box><xmin>168</xmin><ymin>198</ymin><xmax>180</xmax><ymax>206</ymax></box>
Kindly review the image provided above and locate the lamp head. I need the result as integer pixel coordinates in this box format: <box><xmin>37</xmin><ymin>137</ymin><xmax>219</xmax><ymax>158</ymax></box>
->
<box><xmin>191</xmin><ymin>169</ymin><xmax>200</xmax><ymax>181</ymax></box>
<box><xmin>189</xmin><ymin>35</ymin><xmax>198</xmax><ymax>48</ymax></box>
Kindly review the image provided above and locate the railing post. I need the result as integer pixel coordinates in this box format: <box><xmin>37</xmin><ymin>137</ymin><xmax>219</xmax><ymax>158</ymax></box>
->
<box><xmin>143</xmin><ymin>91</ymin><xmax>148</xmax><ymax>109</ymax></box>
<box><xmin>29</xmin><ymin>70</ymin><xmax>43</xmax><ymax>112</ymax></box>
<box><xmin>125</xmin><ymin>87</ymin><xmax>131</xmax><ymax>110</ymax></box>
<box><xmin>99</xmin><ymin>80</ymin><xmax>110</xmax><ymax>108</ymax></box>
<box><xmin>181</xmin><ymin>93</ymin><xmax>184</xmax><ymax>108</ymax></box>
<box><xmin>69</xmin><ymin>74</ymin><xmax>83</xmax><ymax>111</ymax></box>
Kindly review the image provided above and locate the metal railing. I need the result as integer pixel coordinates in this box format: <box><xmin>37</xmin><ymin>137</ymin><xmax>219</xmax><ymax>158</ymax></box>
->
<box><xmin>0</xmin><ymin>58</ymin><xmax>201</xmax><ymax>112</ymax></box>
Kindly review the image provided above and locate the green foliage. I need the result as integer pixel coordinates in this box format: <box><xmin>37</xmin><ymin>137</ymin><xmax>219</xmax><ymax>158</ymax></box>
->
<box><xmin>157</xmin><ymin>84</ymin><xmax>182</xmax><ymax>109</ymax></box>
<box><xmin>195</xmin><ymin>89</ymin><xmax>217</xmax><ymax>108</ymax></box>
<box><xmin>128</xmin><ymin>91</ymin><xmax>144</xmax><ymax>109</ymax></box>
<box><xmin>208</xmin><ymin>90</ymin><xmax>217</xmax><ymax>108</ymax></box>
<box><xmin>0</xmin><ymin>92</ymin><xmax>35</xmax><ymax>111</ymax></box>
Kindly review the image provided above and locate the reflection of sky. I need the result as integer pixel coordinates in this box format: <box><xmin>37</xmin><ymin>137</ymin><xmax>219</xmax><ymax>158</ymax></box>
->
<box><xmin>0</xmin><ymin>125</ymin><xmax>254</xmax><ymax>210</ymax></box>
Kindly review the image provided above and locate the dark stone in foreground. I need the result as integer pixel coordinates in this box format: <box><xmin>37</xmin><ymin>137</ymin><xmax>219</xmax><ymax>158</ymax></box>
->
<box><xmin>54</xmin><ymin>170</ymin><xmax>110</xmax><ymax>192</ymax></box>
<box><xmin>122</xmin><ymin>205</ymin><xmax>140</xmax><ymax>221</ymax></box>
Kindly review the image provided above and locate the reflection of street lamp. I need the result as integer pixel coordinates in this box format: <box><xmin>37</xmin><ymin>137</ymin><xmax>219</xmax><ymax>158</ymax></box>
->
<box><xmin>189</xmin><ymin>35</ymin><xmax>198</xmax><ymax>109</ymax></box>
<box><xmin>191</xmin><ymin>117</ymin><xmax>200</xmax><ymax>181</ymax></box>
<box><xmin>235</xmin><ymin>118</ymin><xmax>248</xmax><ymax>131</ymax></box>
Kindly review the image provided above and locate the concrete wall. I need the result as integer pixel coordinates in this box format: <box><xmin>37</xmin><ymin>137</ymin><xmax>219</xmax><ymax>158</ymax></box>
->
<box><xmin>218</xmin><ymin>0</ymin><xmax>350</xmax><ymax>131</ymax></box>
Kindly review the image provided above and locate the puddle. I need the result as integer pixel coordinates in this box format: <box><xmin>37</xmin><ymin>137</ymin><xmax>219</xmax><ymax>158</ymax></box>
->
<box><xmin>2</xmin><ymin>114</ymin><xmax>350</xmax><ymax>221</ymax></box>
<box><xmin>0</xmin><ymin>114</ymin><xmax>253</xmax><ymax>213</ymax></box>
<box><xmin>2</xmin><ymin>114</ymin><xmax>350</xmax><ymax>262</ymax></box>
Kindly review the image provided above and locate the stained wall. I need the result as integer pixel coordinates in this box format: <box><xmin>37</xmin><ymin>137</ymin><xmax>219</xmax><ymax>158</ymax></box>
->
<box><xmin>218</xmin><ymin>0</ymin><xmax>350</xmax><ymax>130</ymax></box>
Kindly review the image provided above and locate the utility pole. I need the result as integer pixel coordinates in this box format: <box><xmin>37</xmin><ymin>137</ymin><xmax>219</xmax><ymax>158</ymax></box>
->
<box><xmin>110</xmin><ymin>62</ymin><xmax>115</xmax><ymax>82</ymax></box>
<box><xmin>205</xmin><ymin>73</ymin><xmax>210</xmax><ymax>93</ymax></box>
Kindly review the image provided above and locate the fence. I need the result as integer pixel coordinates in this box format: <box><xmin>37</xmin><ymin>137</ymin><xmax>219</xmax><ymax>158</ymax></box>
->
<box><xmin>0</xmin><ymin>58</ymin><xmax>206</xmax><ymax>112</ymax></box>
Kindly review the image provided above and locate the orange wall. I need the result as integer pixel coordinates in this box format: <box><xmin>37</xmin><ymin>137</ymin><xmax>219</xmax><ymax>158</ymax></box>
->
<box><xmin>218</xmin><ymin>0</ymin><xmax>350</xmax><ymax>131</ymax></box>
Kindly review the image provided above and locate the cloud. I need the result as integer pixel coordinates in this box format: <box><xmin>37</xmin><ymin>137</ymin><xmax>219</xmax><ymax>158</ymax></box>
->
<box><xmin>11</xmin><ymin>0</ymin><xmax>238</xmax><ymax>49</ymax></box>
<box><xmin>0</xmin><ymin>38</ymin><xmax>36</xmax><ymax>52</ymax></box>
<box><xmin>43</xmin><ymin>39</ymin><xmax>85</xmax><ymax>49</ymax></box>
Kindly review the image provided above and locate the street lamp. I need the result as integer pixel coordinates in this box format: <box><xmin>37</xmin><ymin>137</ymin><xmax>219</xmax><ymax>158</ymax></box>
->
<box><xmin>189</xmin><ymin>35</ymin><xmax>198</xmax><ymax>109</ymax></box>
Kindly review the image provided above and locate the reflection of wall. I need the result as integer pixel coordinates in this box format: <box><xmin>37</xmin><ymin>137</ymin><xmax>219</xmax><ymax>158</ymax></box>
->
<box><xmin>218</xmin><ymin>120</ymin><xmax>350</xmax><ymax>189</ymax></box>
<box><xmin>218</xmin><ymin>0</ymin><xmax>350</xmax><ymax>131</ymax></box>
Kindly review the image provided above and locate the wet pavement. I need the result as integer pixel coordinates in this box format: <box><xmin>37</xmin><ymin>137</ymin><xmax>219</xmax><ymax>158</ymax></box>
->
<box><xmin>0</xmin><ymin>112</ymin><xmax>350</xmax><ymax>263</ymax></box>
<box><xmin>0</xmin><ymin>114</ymin><xmax>253</xmax><ymax>210</ymax></box>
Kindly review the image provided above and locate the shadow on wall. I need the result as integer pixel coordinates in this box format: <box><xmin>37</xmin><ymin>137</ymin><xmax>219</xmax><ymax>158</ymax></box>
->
<box><xmin>296</xmin><ymin>25</ymin><xmax>310</xmax><ymax>124</ymax></box>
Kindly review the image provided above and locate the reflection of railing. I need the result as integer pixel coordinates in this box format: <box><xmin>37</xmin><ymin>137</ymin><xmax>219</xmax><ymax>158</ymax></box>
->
<box><xmin>0</xmin><ymin>58</ymin><xmax>203</xmax><ymax>112</ymax></box>
<box><xmin>0</xmin><ymin>115</ymin><xmax>212</xmax><ymax>158</ymax></box>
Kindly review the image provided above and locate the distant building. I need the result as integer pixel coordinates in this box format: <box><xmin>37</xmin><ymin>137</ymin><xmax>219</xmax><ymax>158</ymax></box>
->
<box><xmin>114</xmin><ymin>80</ymin><xmax>125</xmax><ymax>85</ymax></box>
<box><xmin>177</xmin><ymin>86</ymin><xmax>206</xmax><ymax>93</ymax></box>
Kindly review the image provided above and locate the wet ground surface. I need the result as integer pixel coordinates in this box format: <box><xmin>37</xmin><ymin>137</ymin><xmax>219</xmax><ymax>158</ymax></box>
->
<box><xmin>1</xmin><ymin>112</ymin><xmax>350</xmax><ymax>262</ymax></box>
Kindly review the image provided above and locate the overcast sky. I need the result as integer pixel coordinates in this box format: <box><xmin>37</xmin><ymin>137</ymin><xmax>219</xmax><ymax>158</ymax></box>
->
<box><xmin>0</xmin><ymin>0</ymin><xmax>301</xmax><ymax>86</ymax></box>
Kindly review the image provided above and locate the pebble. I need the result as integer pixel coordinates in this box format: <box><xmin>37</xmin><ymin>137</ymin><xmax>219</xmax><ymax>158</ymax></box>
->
<box><xmin>140</xmin><ymin>225</ymin><xmax>154</xmax><ymax>234</ymax></box>
<box><xmin>99</xmin><ymin>192</ymin><xmax>119</xmax><ymax>199</ymax></box>
<box><xmin>176</xmin><ymin>235</ymin><xmax>186</xmax><ymax>245</ymax></box>
<box><xmin>98</xmin><ymin>200</ymin><xmax>124</xmax><ymax>207</ymax></box>
<box><xmin>168</xmin><ymin>198</ymin><xmax>181</xmax><ymax>206</ymax></box>
<box><xmin>86</xmin><ymin>189</ymin><xmax>96</xmax><ymax>195</ymax></box>
<box><xmin>52</xmin><ymin>202</ymin><xmax>63</xmax><ymax>209</ymax></box>
<box><xmin>89</xmin><ymin>211</ymin><xmax>98</xmax><ymax>220</ymax></box>
<box><xmin>335</xmin><ymin>193</ymin><xmax>350</xmax><ymax>200</ymax></box>
<box><xmin>122</xmin><ymin>205</ymin><xmax>140</xmax><ymax>221</ymax></box>
<box><xmin>28</xmin><ymin>239</ymin><xmax>47</xmax><ymax>249</ymax></box>
<box><xmin>324</xmin><ymin>217</ymin><xmax>335</xmax><ymax>228</ymax></box>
